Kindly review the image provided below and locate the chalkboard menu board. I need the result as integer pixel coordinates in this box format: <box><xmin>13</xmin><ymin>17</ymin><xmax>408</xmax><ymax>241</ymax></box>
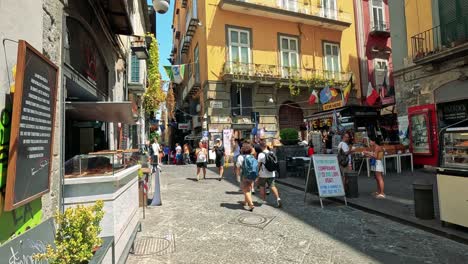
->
<box><xmin>4</xmin><ymin>41</ymin><xmax>59</xmax><ymax>211</ymax></box>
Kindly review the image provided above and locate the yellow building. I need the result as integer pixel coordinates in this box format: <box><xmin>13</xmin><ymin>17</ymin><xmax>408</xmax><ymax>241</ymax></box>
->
<box><xmin>171</xmin><ymin>0</ymin><xmax>360</xmax><ymax>141</ymax></box>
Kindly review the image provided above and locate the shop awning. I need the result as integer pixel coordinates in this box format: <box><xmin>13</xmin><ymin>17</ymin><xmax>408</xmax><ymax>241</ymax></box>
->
<box><xmin>305</xmin><ymin>107</ymin><xmax>348</xmax><ymax>120</ymax></box>
<box><xmin>66</xmin><ymin>101</ymin><xmax>136</xmax><ymax>124</ymax></box>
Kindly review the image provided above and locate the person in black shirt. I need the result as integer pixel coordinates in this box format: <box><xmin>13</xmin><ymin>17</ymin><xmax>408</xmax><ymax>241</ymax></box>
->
<box><xmin>213</xmin><ymin>138</ymin><xmax>225</xmax><ymax>181</ymax></box>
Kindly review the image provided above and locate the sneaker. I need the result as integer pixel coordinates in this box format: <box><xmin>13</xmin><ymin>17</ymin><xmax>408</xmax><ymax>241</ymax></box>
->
<box><xmin>266</xmin><ymin>188</ymin><xmax>270</xmax><ymax>195</ymax></box>
<box><xmin>277</xmin><ymin>199</ymin><xmax>282</xmax><ymax>208</ymax></box>
<box><xmin>376</xmin><ymin>194</ymin><xmax>386</xmax><ymax>199</ymax></box>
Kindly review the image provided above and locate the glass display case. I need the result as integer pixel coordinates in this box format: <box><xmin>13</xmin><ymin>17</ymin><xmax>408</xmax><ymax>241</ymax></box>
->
<box><xmin>440</xmin><ymin>127</ymin><xmax>468</xmax><ymax>170</ymax></box>
<box><xmin>64</xmin><ymin>150</ymin><xmax>144</xmax><ymax>178</ymax></box>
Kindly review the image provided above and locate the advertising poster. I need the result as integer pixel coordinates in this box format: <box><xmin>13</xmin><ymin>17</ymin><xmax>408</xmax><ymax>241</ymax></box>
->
<box><xmin>398</xmin><ymin>115</ymin><xmax>409</xmax><ymax>141</ymax></box>
<box><xmin>223</xmin><ymin>129</ymin><xmax>232</xmax><ymax>156</ymax></box>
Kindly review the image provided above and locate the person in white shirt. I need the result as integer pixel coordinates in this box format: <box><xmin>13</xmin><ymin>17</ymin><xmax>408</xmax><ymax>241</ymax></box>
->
<box><xmin>256</xmin><ymin>142</ymin><xmax>282</xmax><ymax>208</ymax></box>
<box><xmin>151</xmin><ymin>138</ymin><xmax>160</xmax><ymax>173</ymax></box>
<box><xmin>337</xmin><ymin>132</ymin><xmax>354</xmax><ymax>184</ymax></box>
<box><xmin>195</xmin><ymin>141</ymin><xmax>208</xmax><ymax>181</ymax></box>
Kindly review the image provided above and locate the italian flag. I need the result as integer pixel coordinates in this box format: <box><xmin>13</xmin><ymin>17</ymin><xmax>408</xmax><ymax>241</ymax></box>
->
<box><xmin>308</xmin><ymin>90</ymin><xmax>318</xmax><ymax>105</ymax></box>
<box><xmin>366</xmin><ymin>82</ymin><xmax>379</xmax><ymax>106</ymax></box>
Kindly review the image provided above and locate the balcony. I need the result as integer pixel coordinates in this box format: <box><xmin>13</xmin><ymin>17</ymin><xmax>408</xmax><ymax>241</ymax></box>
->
<box><xmin>185</xmin><ymin>0</ymin><xmax>199</xmax><ymax>37</ymax></box>
<box><xmin>222</xmin><ymin>61</ymin><xmax>351</xmax><ymax>86</ymax></box>
<box><xmin>411</xmin><ymin>18</ymin><xmax>468</xmax><ymax>64</ymax></box>
<box><xmin>370</xmin><ymin>20</ymin><xmax>390</xmax><ymax>38</ymax></box>
<box><xmin>182</xmin><ymin>62</ymin><xmax>201</xmax><ymax>101</ymax></box>
<box><xmin>181</xmin><ymin>35</ymin><xmax>191</xmax><ymax>54</ymax></box>
<box><xmin>219</xmin><ymin>0</ymin><xmax>351</xmax><ymax>31</ymax></box>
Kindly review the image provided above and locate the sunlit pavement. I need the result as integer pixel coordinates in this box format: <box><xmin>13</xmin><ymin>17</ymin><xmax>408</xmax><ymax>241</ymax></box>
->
<box><xmin>126</xmin><ymin>164</ymin><xmax>468</xmax><ymax>264</ymax></box>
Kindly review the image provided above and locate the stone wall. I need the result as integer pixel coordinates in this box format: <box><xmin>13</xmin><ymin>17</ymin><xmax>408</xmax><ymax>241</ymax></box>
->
<box><xmin>393</xmin><ymin>55</ymin><xmax>468</xmax><ymax>116</ymax></box>
<box><xmin>42</xmin><ymin>0</ymin><xmax>65</xmax><ymax>220</ymax></box>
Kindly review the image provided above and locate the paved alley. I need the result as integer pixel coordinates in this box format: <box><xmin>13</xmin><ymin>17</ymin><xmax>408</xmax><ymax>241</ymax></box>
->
<box><xmin>127</xmin><ymin>165</ymin><xmax>468</xmax><ymax>264</ymax></box>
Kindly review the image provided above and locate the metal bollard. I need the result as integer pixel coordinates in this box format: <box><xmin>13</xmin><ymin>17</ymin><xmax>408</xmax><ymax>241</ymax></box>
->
<box><xmin>413</xmin><ymin>180</ymin><xmax>434</xmax><ymax>219</ymax></box>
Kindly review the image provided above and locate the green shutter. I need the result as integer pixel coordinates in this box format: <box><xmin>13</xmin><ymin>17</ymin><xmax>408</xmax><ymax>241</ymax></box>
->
<box><xmin>131</xmin><ymin>54</ymin><xmax>139</xmax><ymax>83</ymax></box>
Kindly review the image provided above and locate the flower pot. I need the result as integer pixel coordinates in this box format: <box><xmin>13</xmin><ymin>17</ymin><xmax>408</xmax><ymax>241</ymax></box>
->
<box><xmin>280</xmin><ymin>139</ymin><xmax>299</xmax><ymax>145</ymax></box>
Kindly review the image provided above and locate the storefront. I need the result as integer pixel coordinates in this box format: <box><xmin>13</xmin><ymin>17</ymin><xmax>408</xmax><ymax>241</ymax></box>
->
<box><xmin>435</xmin><ymin>80</ymin><xmax>468</xmax><ymax>228</ymax></box>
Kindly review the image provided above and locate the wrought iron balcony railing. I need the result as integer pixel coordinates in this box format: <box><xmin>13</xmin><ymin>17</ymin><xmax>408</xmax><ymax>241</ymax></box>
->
<box><xmin>222</xmin><ymin>61</ymin><xmax>351</xmax><ymax>84</ymax></box>
<box><xmin>370</xmin><ymin>20</ymin><xmax>390</xmax><ymax>36</ymax></box>
<box><xmin>411</xmin><ymin>18</ymin><xmax>468</xmax><ymax>62</ymax></box>
<box><xmin>220</xmin><ymin>0</ymin><xmax>352</xmax><ymax>29</ymax></box>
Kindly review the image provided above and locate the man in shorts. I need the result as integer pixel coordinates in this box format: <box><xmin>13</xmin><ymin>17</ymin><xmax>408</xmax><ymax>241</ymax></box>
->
<box><xmin>257</xmin><ymin>142</ymin><xmax>282</xmax><ymax>208</ymax></box>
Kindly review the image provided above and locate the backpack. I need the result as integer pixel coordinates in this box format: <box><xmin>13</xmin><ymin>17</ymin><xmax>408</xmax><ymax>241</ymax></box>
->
<box><xmin>242</xmin><ymin>155</ymin><xmax>258</xmax><ymax>180</ymax></box>
<box><xmin>264</xmin><ymin>151</ymin><xmax>279</xmax><ymax>172</ymax></box>
<box><xmin>338</xmin><ymin>143</ymin><xmax>349</xmax><ymax>167</ymax></box>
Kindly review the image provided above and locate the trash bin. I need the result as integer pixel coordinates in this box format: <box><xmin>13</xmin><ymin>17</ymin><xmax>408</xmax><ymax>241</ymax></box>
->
<box><xmin>345</xmin><ymin>171</ymin><xmax>359</xmax><ymax>198</ymax></box>
<box><xmin>413</xmin><ymin>180</ymin><xmax>434</xmax><ymax>219</ymax></box>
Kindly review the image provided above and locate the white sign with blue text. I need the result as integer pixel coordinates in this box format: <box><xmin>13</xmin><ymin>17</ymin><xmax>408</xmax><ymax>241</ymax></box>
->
<box><xmin>312</xmin><ymin>155</ymin><xmax>345</xmax><ymax>198</ymax></box>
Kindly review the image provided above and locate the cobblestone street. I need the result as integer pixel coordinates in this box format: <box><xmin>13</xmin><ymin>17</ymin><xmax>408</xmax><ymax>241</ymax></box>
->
<box><xmin>127</xmin><ymin>165</ymin><xmax>468</xmax><ymax>264</ymax></box>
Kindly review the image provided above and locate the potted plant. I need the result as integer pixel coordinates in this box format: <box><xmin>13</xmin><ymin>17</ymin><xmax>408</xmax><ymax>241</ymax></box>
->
<box><xmin>34</xmin><ymin>200</ymin><xmax>105</xmax><ymax>264</ymax></box>
<box><xmin>280</xmin><ymin>128</ymin><xmax>300</xmax><ymax>145</ymax></box>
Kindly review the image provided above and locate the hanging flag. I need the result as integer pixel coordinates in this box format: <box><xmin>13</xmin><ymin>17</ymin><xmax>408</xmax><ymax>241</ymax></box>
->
<box><xmin>320</xmin><ymin>86</ymin><xmax>332</xmax><ymax>104</ymax></box>
<box><xmin>308</xmin><ymin>90</ymin><xmax>318</xmax><ymax>105</ymax></box>
<box><xmin>163</xmin><ymin>66</ymin><xmax>173</xmax><ymax>81</ymax></box>
<box><xmin>343</xmin><ymin>75</ymin><xmax>353</xmax><ymax>104</ymax></box>
<box><xmin>171</xmin><ymin>65</ymin><xmax>185</xmax><ymax>84</ymax></box>
<box><xmin>330</xmin><ymin>87</ymin><xmax>338</xmax><ymax>98</ymax></box>
<box><xmin>366</xmin><ymin>82</ymin><xmax>379</xmax><ymax>106</ymax></box>
<box><xmin>163</xmin><ymin>65</ymin><xmax>185</xmax><ymax>84</ymax></box>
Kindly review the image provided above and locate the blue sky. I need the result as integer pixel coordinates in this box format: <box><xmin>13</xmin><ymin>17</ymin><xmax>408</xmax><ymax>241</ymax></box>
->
<box><xmin>149</xmin><ymin>0</ymin><xmax>175</xmax><ymax>82</ymax></box>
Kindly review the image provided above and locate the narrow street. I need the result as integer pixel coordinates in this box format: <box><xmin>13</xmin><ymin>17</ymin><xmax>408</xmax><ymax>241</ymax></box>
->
<box><xmin>127</xmin><ymin>165</ymin><xmax>468</xmax><ymax>264</ymax></box>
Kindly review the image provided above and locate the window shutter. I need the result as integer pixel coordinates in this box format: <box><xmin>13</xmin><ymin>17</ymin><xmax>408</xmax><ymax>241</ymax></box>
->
<box><xmin>231</xmin><ymin>86</ymin><xmax>240</xmax><ymax>116</ymax></box>
<box><xmin>241</xmin><ymin>87</ymin><xmax>252</xmax><ymax>116</ymax></box>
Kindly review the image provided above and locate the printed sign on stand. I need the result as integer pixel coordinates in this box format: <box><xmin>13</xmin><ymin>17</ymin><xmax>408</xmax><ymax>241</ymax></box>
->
<box><xmin>305</xmin><ymin>154</ymin><xmax>347</xmax><ymax>208</ymax></box>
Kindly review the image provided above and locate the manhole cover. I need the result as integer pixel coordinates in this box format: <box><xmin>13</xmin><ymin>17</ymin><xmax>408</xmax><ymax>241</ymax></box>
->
<box><xmin>229</xmin><ymin>213</ymin><xmax>276</xmax><ymax>229</ymax></box>
<box><xmin>131</xmin><ymin>234</ymin><xmax>176</xmax><ymax>256</ymax></box>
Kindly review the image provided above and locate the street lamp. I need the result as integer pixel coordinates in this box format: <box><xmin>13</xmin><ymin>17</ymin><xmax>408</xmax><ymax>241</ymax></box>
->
<box><xmin>153</xmin><ymin>0</ymin><xmax>169</xmax><ymax>14</ymax></box>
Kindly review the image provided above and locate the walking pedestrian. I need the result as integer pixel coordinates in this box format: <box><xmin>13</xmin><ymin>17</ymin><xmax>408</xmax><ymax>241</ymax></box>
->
<box><xmin>257</xmin><ymin>142</ymin><xmax>282</xmax><ymax>207</ymax></box>
<box><xmin>175</xmin><ymin>143</ymin><xmax>182</xmax><ymax>165</ymax></box>
<box><xmin>236</xmin><ymin>143</ymin><xmax>258</xmax><ymax>212</ymax></box>
<box><xmin>213</xmin><ymin>138</ymin><xmax>226</xmax><ymax>181</ymax></box>
<box><xmin>183</xmin><ymin>143</ymin><xmax>191</xmax><ymax>164</ymax></box>
<box><xmin>163</xmin><ymin>145</ymin><xmax>170</xmax><ymax>164</ymax></box>
<box><xmin>232</xmin><ymin>138</ymin><xmax>241</xmax><ymax>179</ymax></box>
<box><xmin>364</xmin><ymin>137</ymin><xmax>385</xmax><ymax>199</ymax></box>
<box><xmin>195</xmin><ymin>141</ymin><xmax>208</xmax><ymax>181</ymax></box>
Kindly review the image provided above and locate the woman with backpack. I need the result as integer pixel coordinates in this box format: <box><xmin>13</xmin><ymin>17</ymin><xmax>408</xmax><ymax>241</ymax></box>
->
<box><xmin>236</xmin><ymin>143</ymin><xmax>257</xmax><ymax>212</ymax></box>
<box><xmin>195</xmin><ymin>141</ymin><xmax>208</xmax><ymax>181</ymax></box>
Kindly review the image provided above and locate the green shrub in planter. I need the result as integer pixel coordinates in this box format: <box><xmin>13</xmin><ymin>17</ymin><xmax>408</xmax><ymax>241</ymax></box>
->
<box><xmin>34</xmin><ymin>200</ymin><xmax>104</xmax><ymax>264</ymax></box>
<box><xmin>280</xmin><ymin>128</ymin><xmax>299</xmax><ymax>141</ymax></box>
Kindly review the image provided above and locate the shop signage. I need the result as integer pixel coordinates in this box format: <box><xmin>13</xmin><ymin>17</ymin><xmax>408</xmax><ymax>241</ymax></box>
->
<box><xmin>312</xmin><ymin>155</ymin><xmax>345</xmax><ymax>197</ymax></box>
<box><xmin>322</xmin><ymin>101</ymin><xmax>343</xmax><ymax>111</ymax></box>
<box><xmin>178</xmin><ymin>123</ymin><xmax>190</xmax><ymax>130</ymax></box>
<box><xmin>441</xmin><ymin>102</ymin><xmax>467</xmax><ymax>123</ymax></box>
<box><xmin>4</xmin><ymin>41</ymin><xmax>59</xmax><ymax>211</ymax></box>
<box><xmin>0</xmin><ymin>218</ymin><xmax>55</xmax><ymax>261</ymax></box>
<box><xmin>210</xmin><ymin>101</ymin><xmax>223</xmax><ymax>109</ymax></box>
